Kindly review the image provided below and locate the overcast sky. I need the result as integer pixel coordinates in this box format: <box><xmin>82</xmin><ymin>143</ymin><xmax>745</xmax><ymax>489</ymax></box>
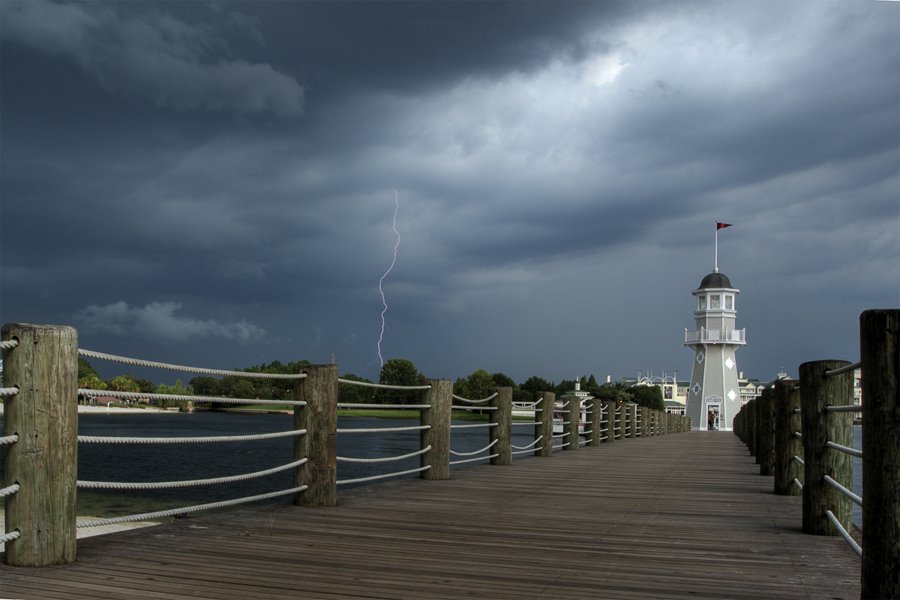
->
<box><xmin>1</xmin><ymin>0</ymin><xmax>897</xmax><ymax>386</ymax></box>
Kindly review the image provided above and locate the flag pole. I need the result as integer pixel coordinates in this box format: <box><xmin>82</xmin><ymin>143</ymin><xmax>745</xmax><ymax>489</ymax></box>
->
<box><xmin>714</xmin><ymin>221</ymin><xmax>719</xmax><ymax>273</ymax></box>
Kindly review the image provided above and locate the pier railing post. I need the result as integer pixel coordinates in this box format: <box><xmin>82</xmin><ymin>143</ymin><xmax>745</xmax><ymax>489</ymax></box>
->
<box><xmin>2</xmin><ymin>323</ymin><xmax>78</xmax><ymax>567</ymax></box>
<box><xmin>860</xmin><ymin>309</ymin><xmax>899</xmax><ymax>600</ymax></box>
<box><xmin>535</xmin><ymin>392</ymin><xmax>554</xmax><ymax>456</ymax></box>
<box><xmin>490</xmin><ymin>387</ymin><xmax>512</xmax><ymax>465</ymax></box>
<box><xmin>758</xmin><ymin>387</ymin><xmax>775</xmax><ymax>476</ymax></box>
<box><xmin>421</xmin><ymin>379</ymin><xmax>452</xmax><ymax>479</ymax></box>
<box><xmin>616</xmin><ymin>401</ymin><xmax>626</xmax><ymax>440</ymax></box>
<box><xmin>799</xmin><ymin>359</ymin><xmax>853</xmax><ymax>536</ymax></box>
<box><xmin>773</xmin><ymin>379</ymin><xmax>801</xmax><ymax>496</ymax></box>
<box><xmin>603</xmin><ymin>400</ymin><xmax>616</xmax><ymax>443</ymax></box>
<box><xmin>628</xmin><ymin>404</ymin><xmax>638</xmax><ymax>438</ymax></box>
<box><xmin>587</xmin><ymin>397</ymin><xmax>601</xmax><ymax>447</ymax></box>
<box><xmin>639</xmin><ymin>406</ymin><xmax>648</xmax><ymax>438</ymax></box>
<box><xmin>294</xmin><ymin>364</ymin><xmax>338</xmax><ymax>507</ymax></box>
<box><xmin>563</xmin><ymin>396</ymin><xmax>579</xmax><ymax>451</ymax></box>
<box><xmin>747</xmin><ymin>400</ymin><xmax>757</xmax><ymax>456</ymax></box>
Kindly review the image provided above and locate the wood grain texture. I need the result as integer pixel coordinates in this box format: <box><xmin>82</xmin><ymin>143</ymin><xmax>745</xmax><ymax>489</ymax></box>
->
<box><xmin>1</xmin><ymin>433</ymin><xmax>860</xmax><ymax>599</ymax></box>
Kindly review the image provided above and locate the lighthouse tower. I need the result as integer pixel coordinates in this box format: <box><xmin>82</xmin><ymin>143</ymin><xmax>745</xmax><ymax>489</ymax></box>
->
<box><xmin>684</xmin><ymin>271</ymin><xmax>746</xmax><ymax>431</ymax></box>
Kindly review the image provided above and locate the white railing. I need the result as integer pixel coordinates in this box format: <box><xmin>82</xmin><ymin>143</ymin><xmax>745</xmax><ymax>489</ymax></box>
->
<box><xmin>684</xmin><ymin>327</ymin><xmax>746</xmax><ymax>345</ymax></box>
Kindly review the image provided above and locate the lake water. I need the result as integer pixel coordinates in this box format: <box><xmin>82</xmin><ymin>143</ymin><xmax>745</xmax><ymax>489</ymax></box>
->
<box><xmin>0</xmin><ymin>414</ymin><xmax>864</xmax><ymax>527</ymax></box>
<box><xmin>1</xmin><ymin>411</ymin><xmax>538</xmax><ymax>520</ymax></box>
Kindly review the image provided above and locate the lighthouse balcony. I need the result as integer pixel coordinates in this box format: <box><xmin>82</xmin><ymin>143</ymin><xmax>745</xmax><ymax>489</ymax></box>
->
<box><xmin>684</xmin><ymin>327</ymin><xmax>746</xmax><ymax>345</ymax></box>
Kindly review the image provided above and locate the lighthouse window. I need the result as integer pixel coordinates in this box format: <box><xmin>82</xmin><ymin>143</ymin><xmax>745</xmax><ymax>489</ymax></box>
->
<box><xmin>710</xmin><ymin>294</ymin><xmax>721</xmax><ymax>309</ymax></box>
<box><xmin>725</xmin><ymin>295</ymin><xmax>733</xmax><ymax>310</ymax></box>
<box><xmin>698</xmin><ymin>296</ymin><xmax>706</xmax><ymax>310</ymax></box>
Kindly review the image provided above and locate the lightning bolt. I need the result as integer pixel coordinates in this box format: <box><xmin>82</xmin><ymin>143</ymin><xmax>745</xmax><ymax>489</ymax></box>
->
<box><xmin>377</xmin><ymin>189</ymin><xmax>400</xmax><ymax>368</ymax></box>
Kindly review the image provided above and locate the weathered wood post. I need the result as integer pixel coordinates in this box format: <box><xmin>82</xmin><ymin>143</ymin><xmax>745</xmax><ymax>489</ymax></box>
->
<box><xmin>799</xmin><ymin>359</ymin><xmax>853</xmax><ymax>535</ymax></box>
<box><xmin>2</xmin><ymin>323</ymin><xmax>78</xmax><ymax>566</ymax></box>
<box><xmin>562</xmin><ymin>396</ymin><xmax>579</xmax><ymax>451</ymax></box>
<box><xmin>603</xmin><ymin>400</ymin><xmax>616</xmax><ymax>443</ymax></box>
<box><xmin>587</xmin><ymin>397</ymin><xmax>602</xmax><ymax>447</ymax></box>
<box><xmin>758</xmin><ymin>387</ymin><xmax>775</xmax><ymax>476</ymax></box>
<box><xmin>860</xmin><ymin>309</ymin><xmax>899</xmax><ymax>600</ymax></box>
<box><xmin>616</xmin><ymin>401</ymin><xmax>626</xmax><ymax>440</ymax></box>
<box><xmin>421</xmin><ymin>379</ymin><xmax>452</xmax><ymax>479</ymax></box>
<box><xmin>747</xmin><ymin>399</ymin><xmax>757</xmax><ymax>456</ymax></box>
<box><xmin>622</xmin><ymin>404</ymin><xmax>632</xmax><ymax>438</ymax></box>
<box><xmin>535</xmin><ymin>392</ymin><xmax>554</xmax><ymax>457</ymax></box>
<box><xmin>639</xmin><ymin>406</ymin><xmax>649</xmax><ymax>437</ymax></box>
<box><xmin>490</xmin><ymin>387</ymin><xmax>512</xmax><ymax>465</ymax></box>
<box><xmin>294</xmin><ymin>364</ymin><xmax>337</xmax><ymax>507</ymax></box>
<box><xmin>773</xmin><ymin>379</ymin><xmax>801</xmax><ymax>496</ymax></box>
<box><xmin>628</xmin><ymin>404</ymin><xmax>638</xmax><ymax>438</ymax></box>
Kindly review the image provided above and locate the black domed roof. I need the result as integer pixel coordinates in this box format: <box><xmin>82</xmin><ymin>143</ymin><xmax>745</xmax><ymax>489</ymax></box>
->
<box><xmin>699</xmin><ymin>272</ymin><xmax>733</xmax><ymax>289</ymax></box>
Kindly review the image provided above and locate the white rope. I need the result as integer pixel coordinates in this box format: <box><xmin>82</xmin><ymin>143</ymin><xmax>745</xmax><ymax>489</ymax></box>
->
<box><xmin>825</xmin><ymin>404</ymin><xmax>864</xmax><ymax>414</ymax></box>
<box><xmin>79</xmin><ymin>388</ymin><xmax>307</xmax><ymax>407</ymax></box>
<box><xmin>451</xmin><ymin>453</ymin><xmax>499</xmax><ymax>466</ymax></box>
<box><xmin>337</xmin><ymin>378</ymin><xmax>431</xmax><ymax>390</ymax></box>
<box><xmin>336</xmin><ymin>465</ymin><xmax>430</xmax><ymax>486</ymax></box>
<box><xmin>449</xmin><ymin>439</ymin><xmax>498</xmax><ymax>457</ymax></box>
<box><xmin>0</xmin><ymin>530</ymin><xmax>20</xmax><ymax>544</ymax></box>
<box><xmin>0</xmin><ymin>339</ymin><xmax>19</xmax><ymax>350</ymax></box>
<box><xmin>337</xmin><ymin>403</ymin><xmax>431</xmax><ymax>409</ymax></box>
<box><xmin>825</xmin><ymin>509</ymin><xmax>862</xmax><ymax>557</ymax></box>
<box><xmin>0</xmin><ymin>483</ymin><xmax>20</xmax><ymax>498</ymax></box>
<box><xmin>337</xmin><ymin>446</ymin><xmax>431</xmax><ymax>464</ymax></box>
<box><xmin>512</xmin><ymin>447</ymin><xmax>541</xmax><ymax>455</ymax></box>
<box><xmin>338</xmin><ymin>425</ymin><xmax>430</xmax><ymax>434</ymax></box>
<box><xmin>452</xmin><ymin>405</ymin><xmax>498</xmax><ymax>412</ymax></box>
<box><xmin>78</xmin><ymin>348</ymin><xmax>308</xmax><ymax>379</ymax></box>
<box><xmin>0</xmin><ymin>434</ymin><xmax>19</xmax><ymax>446</ymax></box>
<box><xmin>0</xmin><ymin>387</ymin><xmax>18</xmax><ymax>397</ymax></box>
<box><xmin>824</xmin><ymin>362</ymin><xmax>862</xmax><ymax>377</ymax></box>
<box><xmin>792</xmin><ymin>455</ymin><xmax>805</xmax><ymax>466</ymax></box>
<box><xmin>77</xmin><ymin>458</ymin><xmax>308</xmax><ymax>491</ymax></box>
<box><xmin>78</xmin><ymin>428</ymin><xmax>306</xmax><ymax>445</ymax></box>
<box><xmin>792</xmin><ymin>478</ymin><xmax>804</xmax><ymax>491</ymax></box>
<box><xmin>826</xmin><ymin>441</ymin><xmax>863</xmax><ymax>458</ymax></box>
<box><xmin>451</xmin><ymin>392</ymin><xmax>497</xmax><ymax>404</ymax></box>
<box><xmin>551</xmin><ymin>433</ymin><xmax>567</xmax><ymax>439</ymax></box>
<box><xmin>823</xmin><ymin>475</ymin><xmax>863</xmax><ymax>507</ymax></box>
<box><xmin>450</xmin><ymin>422</ymin><xmax>498</xmax><ymax>430</ymax></box>
<box><xmin>77</xmin><ymin>485</ymin><xmax>308</xmax><ymax>528</ymax></box>
<box><xmin>511</xmin><ymin>435</ymin><xmax>543</xmax><ymax>451</ymax></box>
<box><xmin>511</xmin><ymin>421</ymin><xmax>541</xmax><ymax>426</ymax></box>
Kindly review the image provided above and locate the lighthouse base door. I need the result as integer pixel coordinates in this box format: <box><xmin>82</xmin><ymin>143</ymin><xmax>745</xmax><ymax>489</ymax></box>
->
<box><xmin>705</xmin><ymin>403</ymin><xmax>721</xmax><ymax>431</ymax></box>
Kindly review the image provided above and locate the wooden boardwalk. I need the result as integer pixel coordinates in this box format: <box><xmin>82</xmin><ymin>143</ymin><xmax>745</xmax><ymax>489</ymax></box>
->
<box><xmin>1</xmin><ymin>433</ymin><xmax>860</xmax><ymax>599</ymax></box>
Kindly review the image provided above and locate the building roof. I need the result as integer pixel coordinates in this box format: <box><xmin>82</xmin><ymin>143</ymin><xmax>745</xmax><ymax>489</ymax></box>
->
<box><xmin>698</xmin><ymin>271</ymin><xmax>733</xmax><ymax>289</ymax></box>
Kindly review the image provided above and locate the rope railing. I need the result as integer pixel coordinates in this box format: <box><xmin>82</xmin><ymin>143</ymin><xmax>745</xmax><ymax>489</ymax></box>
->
<box><xmin>337</xmin><ymin>424</ymin><xmax>430</xmax><ymax>434</ymax></box>
<box><xmin>78</xmin><ymin>458</ymin><xmax>309</xmax><ymax>490</ymax></box>
<box><xmin>337</xmin><ymin>403</ymin><xmax>431</xmax><ymax>409</ymax></box>
<box><xmin>336</xmin><ymin>465</ymin><xmax>431</xmax><ymax>486</ymax></box>
<box><xmin>824</xmin><ymin>361</ymin><xmax>862</xmax><ymax>377</ymax></box>
<box><xmin>824</xmin><ymin>404</ymin><xmax>863</xmax><ymax>414</ymax></box>
<box><xmin>78</xmin><ymin>348</ymin><xmax>308</xmax><ymax>379</ymax></box>
<box><xmin>792</xmin><ymin>478</ymin><xmax>803</xmax><ymax>491</ymax></box>
<box><xmin>0</xmin><ymin>339</ymin><xmax>19</xmax><ymax>350</ymax></box>
<box><xmin>511</xmin><ymin>435</ymin><xmax>543</xmax><ymax>451</ymax></box>
<box><xmin>0</xmin><ymin>483</ymin><xmax>20</xmax><ymax>498</ymax></box>
<box><xmin>450</xmin><ymin>422</ymin><xmax>498</xmax><ymax>430</ymax></box>
<box><xmin>511</xmin><ymin>447</ymin><xmax>541</xmax><ymax>456</ymax></box>
<box><xmin>451</xmin><ymin>454</ymin><xmax>499</xmax><ymax>466</ymax></box>
<box><xmin>78</xmin><ymin>429</ymin><xmax>307</xmax><ymax>445</ymax></box>
<box><xmin>337</xmin><ymin>446</ymin><xmax>431</xmax><ymax>464</ymax></box>
<box><xmin>792</xmin><ymin>455</ymin><xmax>805</xmax><ymax>466</ymax></box>
<box><xmin>0</xmin><ymin>434</ymin><xmax>19</xmax><ymax>446</ymax></box>
<box><xmin>511</xmin><ymin>421</ymin><xmax>541</xmax><ymax>426</ymax></box>
<box><xmin>0</xmin><ymin>387</ymin><xmax>18</xmax><ymax>397</ymax></box>
<box><xmin>337</xmin><ymin>378</ymin><xmax>431</xmax><ymax>390</ymax></box>
<box><xmin>825</xmin><ymin>440</ymin><xmax>863</xmax><ymax>459</ymax></box>
<box><xmin>77</xmin><ymin>485</ymin><xmax>308</xmax><ymax>528</ymax></box>
<box><xmin>823</xmin><ymin>475</ymin><xmax>862</xmax><ymax>507</ymax></box>
<box><xmin>826</xmin><ymin>509</ymin><xmax>862</xmax><ymax>557</ymax></box>
<box><xmin>0</xmin><ymin>530</ymin><xmax>21</xmax><ymax>544</ymax></box>
<box><xmin>79</xmin><ymin>388</ymin><xmax>307</xmax><ymax>407</ymax></box>
<box><xmin>450</xmin><ymin>439</ymin><xmax>498</xmax><ymax>457</ymax></box>
<box><xmin>451</xmin><ymin>405</ymin><xmax>498</xmax><ymax>412</ymax></box>
<box><xmin>451</xmin><ymin>392</ymin><xmax>498</xmax><ymax>404</ymax></box>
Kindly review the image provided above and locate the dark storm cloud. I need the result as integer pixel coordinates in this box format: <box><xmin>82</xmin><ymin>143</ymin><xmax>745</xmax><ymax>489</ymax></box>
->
<box><xmin>1</xmin><ymin>0</ymin><xmax>897</xmax><ymax>383</ymax></box>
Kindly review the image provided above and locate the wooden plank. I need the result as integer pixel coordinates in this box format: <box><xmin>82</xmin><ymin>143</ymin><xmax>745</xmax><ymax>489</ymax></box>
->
<box><xmin>1</xmin><ymin>434</ymin><xmax>861</xmax><ymax>599</ymax></box>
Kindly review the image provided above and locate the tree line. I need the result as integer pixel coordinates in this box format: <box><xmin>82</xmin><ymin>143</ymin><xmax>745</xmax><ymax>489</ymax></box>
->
<box><xmin>77</xmin><ymin>356</ymin><xmax>664</xmax><ymax>411</ymax></box>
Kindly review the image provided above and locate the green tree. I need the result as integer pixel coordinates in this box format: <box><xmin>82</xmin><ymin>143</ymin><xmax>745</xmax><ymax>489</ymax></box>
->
<box><xmin>78</xmin><ymin>373</ymin><xmax>106</xmax><ymax>393</ymax></box>
<box><xmin>106</xmin><ymin>374</ymin><xmax>140</xmax><ymax>393</ymax></box>
<box><xmin>378</xmin><ymin>358</ymin><xmax>424</xmax><ymax>404</ymax></box>
<box><xmin>521</xmin><ymin>375</ymin><xmax>553</xmax><ymax>400</ymax></box>
<box><xmin>155</xmin><ymin>379</ymin><xmax>193</xmax><ymax>409</ymax></box>
<box><xmin>491</xmin><ymin>372</ymin><xmax>516</xmax><ymax>388</ymax></box>
<box><xmin>339</xmin><ymin>373</ymin><xmax>374</xmax><ymax>404</ymax></box>
<box><xmin>78</xmin><ymin>357</ymin><xmax>100</xmax><ymax>381</ymax></box>
<box><xmin>630</xmin><ymin>385</ymin><xmax>664</xmax><ymax>410</ymax></box>
<box><xmin>461</xmin><ymin>369</ymin><xmax>494</xmax><ymax>400</ymax></box>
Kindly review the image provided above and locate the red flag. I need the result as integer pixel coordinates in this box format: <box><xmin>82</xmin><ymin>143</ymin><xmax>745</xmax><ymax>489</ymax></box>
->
<box><xmin>716</xmin><ymin>222</ymin><xmax>732</xmax><ymax>230</ymax></box>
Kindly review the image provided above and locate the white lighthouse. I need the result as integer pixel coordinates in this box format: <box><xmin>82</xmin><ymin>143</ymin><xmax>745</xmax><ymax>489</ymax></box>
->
<box><xmin>684</xmin><ymin>271</ymin><xmax>746</xmax><ymax>431</ymax></box>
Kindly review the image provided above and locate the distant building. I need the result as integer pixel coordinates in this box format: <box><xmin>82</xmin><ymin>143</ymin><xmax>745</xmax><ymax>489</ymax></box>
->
<box><xmin>633</xmin><ymin>370</ymin><xmax>688</xmax><ymax>415</ymax></box>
